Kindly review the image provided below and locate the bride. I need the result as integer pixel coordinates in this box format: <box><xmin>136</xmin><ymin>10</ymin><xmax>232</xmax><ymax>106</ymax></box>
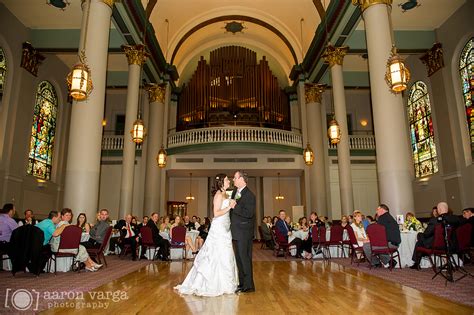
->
<box><xmin>174</xmin><ymin>174</ymin><xmax>238</xmax><ymax>296</ymax></box>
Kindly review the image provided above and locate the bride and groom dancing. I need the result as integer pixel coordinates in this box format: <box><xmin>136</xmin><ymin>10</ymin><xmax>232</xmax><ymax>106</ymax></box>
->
<box><xmin>174</xmin><ymin>170</ymin><xmax>256</xmax><ymax>296</ymax></box>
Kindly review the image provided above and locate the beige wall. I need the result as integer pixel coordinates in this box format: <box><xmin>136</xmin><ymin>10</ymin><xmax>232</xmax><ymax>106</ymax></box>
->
<box><xmin>0</xmin><ymin>4</ymin><xmax>71</xmax><ymax>219</ymax></box>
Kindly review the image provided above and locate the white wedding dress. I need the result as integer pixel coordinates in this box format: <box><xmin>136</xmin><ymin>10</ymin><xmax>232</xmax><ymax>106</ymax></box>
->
<box><xmin>174</xmin><ymin>198</ymin><xmax>238</xmax><ymax>296</ymax></box>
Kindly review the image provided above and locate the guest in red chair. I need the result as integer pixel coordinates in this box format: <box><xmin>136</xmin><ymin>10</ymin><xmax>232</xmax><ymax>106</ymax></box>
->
<box><xmin>146</xmin><ymin>213</ymin><xmax>170</xmax><ymax>261</ymax></box>
<box><xmin>82</xmin><ymin>209</ymin><xmax>110</xmax><ymax>249</ymax></box>
<box><xmin>410</xmin><ymin>202</ymin><xmax>461</xmax><ymax>269</ymax></box>
<box><xmin>50</xmin><ymin>208</ymin><xmax>102</xmax><ymax>271</ymax></box>
<box><xmin>115</xmin><ymin>214</ymin><xmax>139</xmax><ymax>261</ymax></box>
<box><xmin>351</xmin><ymin>211</ymin><xmax>370</xmax><ymax>259</ymax></box>
<box><xmin>275</xmin><ymin>210</ymin><xmax>303</xmax><ymax>258</ymax></box>
<box><xmin>364</xmin><ymin>204</ymin><xmax>401</xmax><ymax>268</ymax></box>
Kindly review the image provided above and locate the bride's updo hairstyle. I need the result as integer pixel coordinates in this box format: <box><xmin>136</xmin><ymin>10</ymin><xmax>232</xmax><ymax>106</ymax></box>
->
<box><xmin>211</xmin><ymin>173</ymin><xmax>227</xmax><ymax>196</ymax></box>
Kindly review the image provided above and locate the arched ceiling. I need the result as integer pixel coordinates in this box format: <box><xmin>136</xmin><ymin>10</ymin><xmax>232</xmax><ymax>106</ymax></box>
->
<box><xmin>145</xmin><ymin>0</ymin><xmax>323</xmax><ymax>87</ymax></box>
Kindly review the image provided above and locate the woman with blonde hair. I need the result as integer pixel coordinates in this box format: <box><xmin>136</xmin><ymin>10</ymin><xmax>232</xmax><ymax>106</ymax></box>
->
<box><xmin>351</xmin><ymin>210</ymin><xmax>369</xmax><ymax>247</ymax></box>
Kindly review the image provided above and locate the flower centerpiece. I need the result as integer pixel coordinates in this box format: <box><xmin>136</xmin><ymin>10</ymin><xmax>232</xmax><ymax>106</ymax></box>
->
<box><xmin>291</xmin><ymin>222</ymin><xmax>300</xmax><ymax>231</ymax></box>
<box><xmin>404</xmin><ymin>216</ymin><xmax>422</xmax><ymax>232</ymax></box>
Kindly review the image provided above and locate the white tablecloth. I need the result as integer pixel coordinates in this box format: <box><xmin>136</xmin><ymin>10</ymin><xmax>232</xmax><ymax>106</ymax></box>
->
<box><xmin>398</xmin><ymin>231</ymin><xmax>462</xmax><ymax>268</ymax></box>
<box><xmin>170</xmin><ymin>230</ymin><xmax>199</xmax><ymax>260</ymax></box>
<box><xmin>288</xmin><ymin>229</ymin><xmax>349</xmax><ymax>258</ymax></box>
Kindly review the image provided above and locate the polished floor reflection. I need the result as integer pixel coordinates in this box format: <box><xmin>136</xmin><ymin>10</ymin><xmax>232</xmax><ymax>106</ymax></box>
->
<box><xmin>44</xmin><ymin>260</ymin><xmax>473</xmax><ymax>314</ymax></box>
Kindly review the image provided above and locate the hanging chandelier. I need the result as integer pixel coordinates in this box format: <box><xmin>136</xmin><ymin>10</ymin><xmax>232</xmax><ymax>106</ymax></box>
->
<box><xmin>156</xmin><ymin>145</ymin><xmax>167</xmax><ymax>168</ymax></box>
<box><xmin>385</xmin><ymin>45</ymin><xmax>410</xmax><ymax>93</ymax></box>
<box><xmin>186</xmin><ymin>172</ymin><xmax>195</xmax><ymax>201</ymax></box>
<box><xmin>275</xmin><ymin>172</ymin><xmax>284</xmax><ymax>200</ymax></box>
<box><xmin>131</xmin><ymin>117</ymin><xmax>146</xmax><ymax>144</ymax></box>
<box><xmin>303</xmin><ymin>143</ymin><xmax>315</xmax><ymax>166</ymax></box>
<box><xmin>66</xmin><ymin>0</ymin><xmax>93</xmax><ymax>101</ymax></box>
<box><xmin>328</xmin><ymin>118</ymin><xmax>341</xmax><ymax>144</ymax></box>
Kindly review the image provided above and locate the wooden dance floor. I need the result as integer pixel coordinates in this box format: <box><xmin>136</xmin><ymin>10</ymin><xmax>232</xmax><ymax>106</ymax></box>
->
<box><xmin>44</xmin><ymin>255</ymin><xmax>473</xmax><ymax>315</ymax></box>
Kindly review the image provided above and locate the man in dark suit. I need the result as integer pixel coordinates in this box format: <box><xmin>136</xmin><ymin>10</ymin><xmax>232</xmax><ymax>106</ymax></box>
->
<box><xmin>137</xmin><ymin>216</ymin><xmax>149</xmax><ymax>231</ymax></box>
<box><xmin>260</xmin><ymin>217</ymin><xmax>274</xmax><ymax>249</ymax></box>
<box><xmin>114</xmin><ymin>214</ymin><xmax>139</xmax><ymax>260</ymax></box>
<box><xmin>230</xmin><ymin>170</ymin><xmax>256</xmax><ymax>293</ymax></box>
<box><xmin>275</xmin><ymin>210</ymin><xmax>302</xmax><ymax>257</ymax></box>
<box><xmin>462</xmin><ymin>208</ymin><xmax>474</xmax><ymax>247</ymax></box>
<box><xmin>410</xmin><ymin>202</ymin><xmax>461</xmax><ymax>269</ymax></box>
<box><xmin>146</xmin><ymin>212</ymin><xmax>170</xmax><ymax>261</ymax></box>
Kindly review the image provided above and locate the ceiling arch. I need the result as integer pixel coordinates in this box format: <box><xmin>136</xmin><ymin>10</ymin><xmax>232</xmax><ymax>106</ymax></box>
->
<box><xmin>170</xmin><ymin>15</ymin><xmax>298</xmax><ymax>66</ymax></box>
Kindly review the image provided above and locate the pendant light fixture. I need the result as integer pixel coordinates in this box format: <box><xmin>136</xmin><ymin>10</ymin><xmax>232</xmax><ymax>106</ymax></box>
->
<box><xmin>156</xmin><ymin>145</ymin><xmax>167</xmax><ymax>168</ymax></box>
<box><xmin>275</xmin><ymin>172</ymin><xmax>284</xmax><ymax>200</ymax></box>
<box><xmin>186</xmin><ymin>172</ymin><xmax>195</xmax><ymax>201</ymax></box>
<box><xmin>384</xmin><ymin>5</ymin><xmax>410</xmax><ymax>92</ymax></box>
<box><xmin>303</xmin><ymin>143</ymin><xmax>315</xmax><ymax>166</ymax></box>
<box><xmin>66</xmin><ymin>0</ymin><xmax>93</xmax><ymax>101</ymax></box>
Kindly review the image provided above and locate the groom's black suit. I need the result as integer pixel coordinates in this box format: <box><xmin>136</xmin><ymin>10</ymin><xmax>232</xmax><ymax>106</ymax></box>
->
<box><xmin>231</xmin><ymin>186</ymin><xmax>256</xmax><ymax>291</ymax></box>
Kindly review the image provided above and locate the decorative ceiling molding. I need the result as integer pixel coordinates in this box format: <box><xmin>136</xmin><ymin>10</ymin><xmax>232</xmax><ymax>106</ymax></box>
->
<box><xmin>170</xmin><ymin>15</ymin><xmax>299</xmax><ymax>66</ymax></box>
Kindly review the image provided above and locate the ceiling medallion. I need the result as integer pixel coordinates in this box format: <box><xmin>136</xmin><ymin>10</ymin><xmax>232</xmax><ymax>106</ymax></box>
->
<box><xmin>399</xmin><ymin>0</ymin><xmax>420</xmax><ymax>13</ymax></box>
<box><xmin>224</xmin><ymin>21</ymin><xmax>246</xmax><ymax>35</ymax></box>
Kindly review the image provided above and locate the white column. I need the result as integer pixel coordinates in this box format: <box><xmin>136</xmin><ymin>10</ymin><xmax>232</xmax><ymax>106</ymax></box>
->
<box><xmin>297</xmin><ymin>79</ymin><xmax>311</xmax><ymax>214</ymax></box>
<box><xmin>355</xmin><ymin>0</ymin><xmax>414</xmax><ymax>215</ymax></box>
<box><xmin>63</xmin><ymin>0</ymin><xmax>115</xmax><ymax>220</ymax></box>
<box><xmin>324</xmin><ymin>45</ymin><xmax>354</xmax><ymax>215</ymax></box>
<box><xmin>119</xmin><ymin>44</ymin><xmax>148</xmax><ymax>218</ymax></box>
<box><xmin>305</xmin><ymin>84</ymin><xmax>329</xmax><ymax>216</ymax></box>
<box><xmin>143</xmin><ymin>84</ymin><xmax>166</xmax><ymax>214</ymax></box>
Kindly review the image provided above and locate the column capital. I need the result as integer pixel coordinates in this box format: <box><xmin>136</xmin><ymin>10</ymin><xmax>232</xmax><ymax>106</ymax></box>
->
<box><xmin>98</xmin><ymin>0</ymin><xmax>117</xmax><ymax>9</ymax></box>
<box><xmin>352</xmin><ymin>0</ymin><xmax>392</xmax><ymax>12</ymax></box>
<box><xmin>419</xmin><ymin>42</ymin><xmax>444</xmax><ymax>77</ymax></box>
<box><xmin>305</xmin><ymin>84</ymin><xmax>326</xmax><ymax>104</ymax></box>
<box><xmin>323</xmin><ymin>45</ymin><xmax>349</xmax><ymax>67</ymax></box>
<box><xmin>146</xmin><ymin>84</ymin><xmax>167</xmax><ymax>103</ymax></box>
<box><xmin>122</xmin><ymin>44</ymin><xmax>149</xmax><ymax>66</ymax></box>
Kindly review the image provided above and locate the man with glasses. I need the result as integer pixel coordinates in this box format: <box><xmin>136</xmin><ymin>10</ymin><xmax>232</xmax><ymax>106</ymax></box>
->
<box><xmin>230</xmin><ymin>170</ymin><xmax>256</xmax><ymax>293</ymax></box>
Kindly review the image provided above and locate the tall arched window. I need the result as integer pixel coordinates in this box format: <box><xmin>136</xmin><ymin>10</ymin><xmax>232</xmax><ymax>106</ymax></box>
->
<box><xmin>459</xmin><ymin>38</ymin><xmax>474</xmax><ymax>153</ymax></box>
<box><xmin>27</xmin><ymin>81</ymin><xmax>58</xmax><ymax>180</ymax></box>
<box><xmin>0</xmin><ymin>47</ymin><xmax>6</xmax><ymax>98</ymax></box>
<box><xmin>407</xmin><ymin>81</ymin><xmax>438</xmax><ymax>178</ymax></box>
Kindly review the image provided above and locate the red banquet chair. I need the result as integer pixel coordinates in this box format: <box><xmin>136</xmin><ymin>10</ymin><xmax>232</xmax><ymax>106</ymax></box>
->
<box><xmin>366</xmin><ymin>224</ymin><xmax>401</xmax><ymax>271</ymax></box>
<box><xmin>456</xmin><ymin>223</ymin><xmax>472</xmax><ymax>265</ymax></box>
<box><xmin>415</xmin><ymin>224</ymin><xmax>452</xmax><ymax>273</ymax></box>
<box><xmin>326</xmin><ymin>224</ymin><xmax>345</xmax><ymax>258</ymax></box>
<box><xmin>311</xmin><ymin>225</ymin><xmax>328</xmax><ymax>260</ymax></box>
<box><xmin>86</xmin><ymin>226</ymin><xmax>112</xmax><ymax>267</ymax></box>
<box><xmin>48</xmin><ymin>225</ymin><xmax>82</xmax><ymax>274</ymax></box>
<box><xmin>273</xmin><ymin>228</ymin><xmax>293</xmax><ymax>258</ymax></box>
<box><xmin>170</xmin><ymin>226</ymin><xmax>187</xmax><ymax>259</ymax></box>
<box><xmin>345</xmin><ymin>225</ymin><xmax>366</xmax><ymax>265</ymax></box>
<box><xmin>140</xmin><ymin>226</ymin><xmax>160</xmax><ymax>260</ymax></box>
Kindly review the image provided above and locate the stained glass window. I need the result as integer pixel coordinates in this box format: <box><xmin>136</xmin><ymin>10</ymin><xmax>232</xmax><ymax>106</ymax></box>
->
<box><xmin>27</xmin><ymin>81</ymin><xmax>58</xmax><ymax>180</ymax></box>
<box><xmin>407</xmin><ymin>81</ymin><xmax>438</xmax><ymax>178</ymax></box>
<box><xmin>0</xmin><ymin>47</ymin><xmax>6</xmax><ymax>97</ymax></box>
<box><xmin>459</xmin><ymin>38</ymin><xmax>474</xmax><ymax>153</ymax></box>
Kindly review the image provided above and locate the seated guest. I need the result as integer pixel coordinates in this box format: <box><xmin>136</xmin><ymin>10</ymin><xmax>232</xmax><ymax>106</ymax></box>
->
<box><xmin>18</xmin><ymin>209</ymin><xmax>38</xmax><ymax>226</ymax></box>
<box><xmin>0</xmin><ymin>203</ymin><xmax>18</xmax><ymax>253</ymax></box>
<box><xmin>138</xmin><ymin>216</ymin><xmax>149</xmax><ymax>230</ymax></box>
<box><xmin>366</xmin><ymin>215</ymin><xmax>375</xmax><ymax>225</ymax></box>
<box><xmin>115</xmin><ymin>214</ymin><xmax>139</xmax><ymax>261</ymax></box>
<box><xmin>362</xmin><ymin>214</ymin><xmax>370</xmax><ymax>230</ymax></box>
<box><xmin>363</xmin><ymin>204</ymin><xmax>401</xmax><ymax>268</ymax></box>
<box><xmin>299</xmin><ymin>217</ymin><xmax>309</xmax><ymax>232</ymax></box>
<box><xmin>431</xmin><ymin>206</ymin><xmax>439</xmax><ymax>218</ymax></box>
<box><xmin>275</xmin><ymin>210</ymin><xmax>304</xmax><ymax>258</ymax></box>
<box><xmin>76</xmin><ymin>213</ymin><xmax>91</xmax><ymax>233</ymax></box>
<box><xmin>272</xmin><ymin>216</ymin><xmax>279</xmax><ymax>228</ymax></box>
<box><xmin>192</xmin><ymin>215</ymin><xmax>201</xmax><ymax>230</ymax></box>
<box><xmin>410</xmin><ymin>202</ymin><xmax>461</xmax><ymax>269</ymax></box>
<box><xmin>37</xmin><ymin>211</ymin><xmax>61</xmax><ymax>246</ymax></box>
<box><xmin>50</xmin><ymin>208</ymin><xmax>102</xmax><ymax>271</ymax></box>
<box><xmin>352</xmin><ymin>211</ymin><xmax>370</xmax><ymax>247</ymax></box>
<box><xmin>348</xmin><ymin>215</ymin><xmax>354</xmax><ymax>225</ymax></box>
<box><xmin>340</xmin><ymin>215</ymin><xmax>349</xmax><ymax>228</ymax></box>
<box><xmin>160</xmin><ymin>216</ymin><xmax>172</xmax><ymax>233</ymax></box>
<box><xmin>284</xmin><ymin>215</ymin><xmax>293</xmax><ymax>229</ymax></box>
<box><xmin>145</xmin><ymin>213</ymin><xmax>170</xmax><ymax>261</ymax></box>
<box><xmin>196</xmin><ymin>217</ymin><xmax>211</xmax><ymax>251</ymax></box>
<box><xmin>183</xmin><ymin>215</ymin><xmax>196</xmax><ymax>231</ymax></box>
<box><xmin>171</xmin><ymin>215</ymin><xmax>197</xmax><ymax>255</ymax></box>
<box><xmin>131</xmin><ymin>216</ymin><xmax>138</xmax><ymax>226</ymax></box>
<box><xmin>462</xmin><ymin>208</ymin><xmax>474</xmax><ymax>247</ymax></box>
<box><xmin>309</xmin><ymin>212</ymin><xmax>323</xmax><ymax>227</ymax></box>
<box><xmin>260</xmin><ymin>217</ymin><xmax>274</xmax><ymax>249</ymax></box>
<box><xmin>82</xmin><ymin>209</ymin><xmax>110</xmax><ymax>249</ymax></box>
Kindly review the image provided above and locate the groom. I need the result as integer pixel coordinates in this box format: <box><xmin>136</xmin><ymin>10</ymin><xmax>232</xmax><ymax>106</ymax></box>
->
<box><xmin>230</xmin><ymin>170</ymin><xmax>256</xmax><ymax>293</ymax></box>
